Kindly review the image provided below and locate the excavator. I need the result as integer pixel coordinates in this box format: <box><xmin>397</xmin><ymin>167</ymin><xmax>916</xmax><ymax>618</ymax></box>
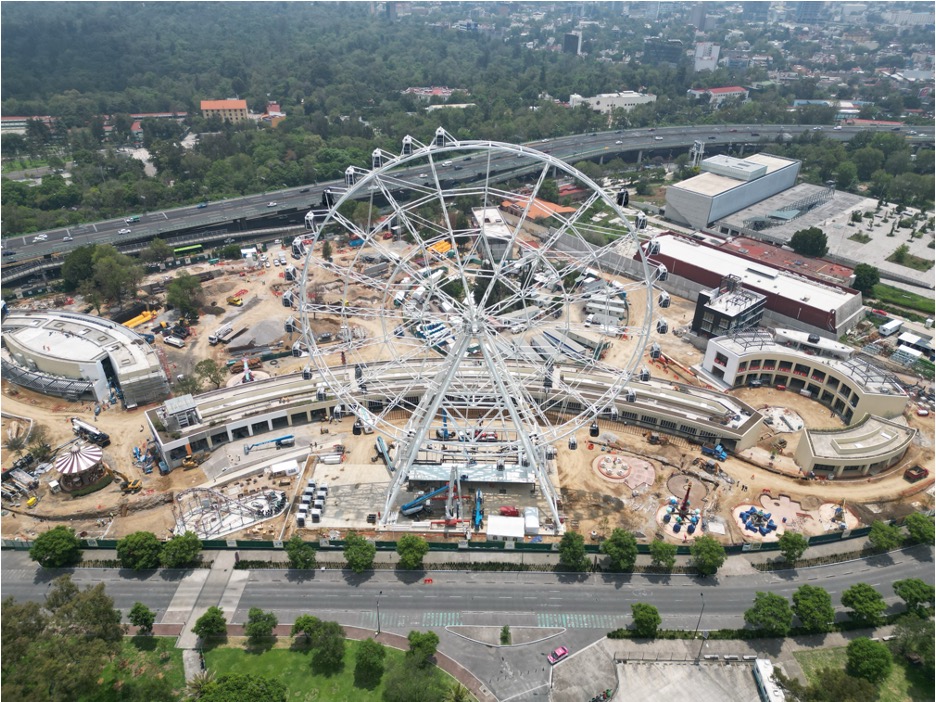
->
<box><xmin>107</xmin><ymin>467</ymin><xmax>142</xmax><ymax>493</ymax></box>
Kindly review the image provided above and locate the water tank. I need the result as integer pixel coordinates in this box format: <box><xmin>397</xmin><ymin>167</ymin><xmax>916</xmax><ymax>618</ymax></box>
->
<box><xmin>657</xmin><ymin>319</ymin><xmax>669</xmax><ymax>334</ymax></box>
<box><xmin>589</xmin><ymin>422</ymin><xmax>600</xmax><ymax>437</ymax></box>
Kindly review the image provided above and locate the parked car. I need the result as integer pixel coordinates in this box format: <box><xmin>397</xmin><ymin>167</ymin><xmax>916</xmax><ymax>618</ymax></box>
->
<box><xmin>547</xmin><ymin>646</ymin><xmax>569</xmax><ymax>665</ymax></box>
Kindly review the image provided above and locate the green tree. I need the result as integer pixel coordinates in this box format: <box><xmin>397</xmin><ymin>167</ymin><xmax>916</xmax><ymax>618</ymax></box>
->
<box><xmin>291</xmin><ymin>614</ymin><xmax>321</xmax><ymax>643</ymax></box>
<box><xmin>558</xmin><ymin>530</ymin><xmax>589</xmax><ymax>571</ymax></box>
<box><xmin>140</xmin><ymin>237</ymin><xmax>173</xmax><ymax>263</ymax></box>
<box><xmin>310</xmin><ymin>620</ymin><xmax>345</xmax><ymax>672</ymax></box>
<box><xmin>29</xmin><ymin>525</ymin><xmax>82</xmax><ymax>568</ymax></box>
<box><xmin>1</xmin><ymin>576</ymin><xmax>124</xmax><ymax>702</ymax></box>
<box><xmin>129</xmin><ymin>601</ymin><xmax>156</xmax><ymax>635</ymax></box>
<box><xmin>500</xmin><ymin>624</ymin><xmax>511</xmax><ymax>645</ymax></box>
<box><xmin>792</xmin><ymin>585</ymin><xmax>835</xmax><ymax>633</ymax></box>
<box><xmin>600</xmin><ymin>528</ymin><xmax>639</xmax><ymax>572</ymax></box>
<box><xmin>166</xmin><ymin>273</ymin><xmax>204</xmax><ymax>317</ymax></box>
<box><xmin>91</xmin><ymin>244</ymin><xmax>144</xmax><ymax>304</ymax></box>
<box><xmin>631</xmin><ymin>602</ymin><xmax>662</xmax><ymax>638</ymax></box>
<box><xmin>649</xmin><ymin>539</ymin><xmax>677</xmax><ymax>571</ymax></box>
<box><xmin>322</xmin><ymin>240</ymin><xmax>332</xmax><ymax>262</ymax></box>
<box><xmin>219</xmin><ymin>244</ymin><xmax>242</xmax><ymax>260</ymax></box>
<box><xmin>183</xmin><ymin>670</ymin><xmax>216</xmax><ymax>701</ymax></box>
<box><xmin>744</xmin><ymin>591</ymin><xmax>793</xmax><ymax>636</ymax></box>
<box><xmin>789</xmin><ymin>227</ymin><xmax>828</xmax><ymax>257</ymax></box>
<box><xmin>891</xmin><ymin>613</ymin><xmax>934</xmax><ymax>677</ymax></box>
<box><xmin>852</xmin><ymin>264</ymin><xmax>880</xmax><ymax>296</ymax></box>
<box><xmin>396</xmin><ymin>534</ymin><xmax>429</xmax><ymax>570</ymax></box>
<box><xmin>284</xmin><ymin>535</ymin><xmax>317</xmax><ymax>569</ymax></box>
<box><xmin>194</xmin><ymin>358</ymin><xmax>227</xmax><ymax>390</ymax></box>
<box><xmin>690</xmin><ymin>535</ymin><xmax>726</xmax><ymax>577</ymax></box>
<box><xmin>538</xmin><ymin>178</ymin><xmax>559</xmax><ymax>203</ymax></box>
<box><xmin>192</xmin><ymin>606</ymin><xmax>227</xmax><ymax>640</ymax></box>
<box><xmin>116</xmin><ymin>531</ymin><xmax>163</xmax><ymax>570</ymax></box>
<box><xmin>841</xmin><ymin>583</ymin><xmax>887</xmax><ymax>626</ymax></box>
<box><xmin>846</xmin><ymin>637</ymin><xmax>892</xmax><ymax>684</ymax></box>
<box><xmin>353</xmin><ymin>637</ymin><xmax>386</xmax><ymax>689</ymax></box>
<box><xmin>781</xmin><ymin>667</ymin><xmax>878</xmax><ymax>702</ymax></box>
<box><xmin>836</xmin><ymin>161</ymin><xmax>858</xmax><ymax>189</ymax></box>
<box><xmin>778</xmin><ymin>531</ymin><xmax>809</xmax><ymax>565</ymax></box>
<box><xmin>61</xmin><ymin>245</ymin><xmax>98</xmax><ymax>292</ymax></box>
<box><xmin>904</xmin><ymin>512</ymin><xmax>935</xmax><ymax>545</ymax></box>
<box><xmin>344</xmin><ymin>531</ymin><xmax>376</xmax><ymax>573</ymax></box>
<box><xmin>868</xmin><ymin>520</ymin><xmax>902</xmax><ymax>552</ymax></box>
<box><xmin>444</xmin><ymin>683</ymin><xmax>473</xmax><ymax>702</ymax></box>
<box><xmin>160</xmin><ymin>530</ymin><xmax>202</xmax><ymax>568</ymax></box>
<box><xmin>382</xmin><ymin>658</ymin><xmax>449</xmax><ymax>702</ymax></box>
<box><xmin>244</xmin><ymin>607</ymin><xmax>278</xmax><ymax>644</ymax></box>
<box><xmin>200</xmin><ymin>673</ymin><xmax>287</xmax><ymax>702</ymax></box>
<box><xmin>892</xmin><ymin>578</ymin><xmax>935</xmax><ymax>614</ymax></box>
<box><xmin>175</xmin><ymin>374</ymin><xmax>203</xmax><ymax>396</ymax></box>
<box><xmin>406</xmin><ymin>630</ymin><xmax>440</xmax><ymax>668</ymax></box>
<box><xmin>891</xmin><ymin>243</ymin><xmax>909</xmax><ymax>264</ymax></box>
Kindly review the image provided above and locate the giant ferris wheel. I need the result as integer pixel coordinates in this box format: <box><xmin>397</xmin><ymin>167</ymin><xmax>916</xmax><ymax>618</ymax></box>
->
<box><xmin>297</xmin><ymin>128</ymin><xmax>665</xmax><ymax>528</ymax></box>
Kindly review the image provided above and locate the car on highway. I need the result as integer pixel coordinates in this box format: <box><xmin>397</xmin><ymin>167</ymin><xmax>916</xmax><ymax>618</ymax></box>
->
<box><xmin>3</xmin><ymin>250</ymin><xmax>16</xmax><ymax>257</ymax></box>
<box><xmin>63</xmin><ymin>235</ymin><xmax>74</xmax><ymax>242</ymax></box>
<box><xmin>653</xmin><ymin>136</ymin><xmax>663</xmax><ymax>141</ymax></box>
<box><xmin>453</xmin><ymin>165</ymin><xmax>463</xmax><ymax>170</ymax></box>
<box><xmin>125</xmin><ymin>216</ymin><xmax>141</xmax><ymax>223</ymax></box>
<box><xmin>300</xmin><ymin>187</ymin><xmax>310</xmax><ymax>193</ymax></box>
<box><xmin>548</xmin><ymin>646</ymin><xmax>569</xmax><ymax>665</ymax></box>
<box><xmin>197</xmin><ymin>202</ymin><xmax>208</xmax><ymax>208</ymax></box>
<box><xmin>729</xmin><ymin>128</ymin><xmax>738</xmax><ymax>132</ymax></box>
<box><xmin>834</xmin><ymin>125</ymin><xmax>842</xmax><ymax>130</ymax></box>
<box><xmin>32</xmin><ymin>234</ymin><xmax>48</xmax><ymax>242</ymax></box>
<box><xmin>267</xmin><ymin>202</ymin><xmax>277</xmax><ymax>207</ymax></box>
<box><xmin>615</xmin><ymin>140</ymin><xmax>623</xmax><ymax>144</ymax></box>
<box><xmin>708</xmin><ymin>135</ymin><xmax>716</xmax><ymax>139</ymax></box>
<box><xmin>750</xmin><ymin>132</ymin><xmax>760</xmax><ymax>136</ymax></box>
<box><xmin>118</xmin><ymin>228</ymin><xmax>132</xmax><ymax>235</ymax></box>
<box><xmin>442</xmin><ymin>160</ymin><xmax>452</xmax><ymax>166</ymax></box>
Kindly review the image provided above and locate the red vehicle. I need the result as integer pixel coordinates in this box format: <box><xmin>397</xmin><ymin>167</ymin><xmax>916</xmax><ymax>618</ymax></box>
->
<box><xmin>383</xmin><ymin>231</ymin><xmax>393</xmax><ymax>240</ymax></box>
<box><xmin>904</xmin><ymin>466</ymin><xmax>930</xmax><ymax>483</ymax></box>
<box><xmin>547</xmin><ymin>646</ymin><xmax>569</xmax><ymax>665</ymax></box>
<box><xmin>499</xmin><ymin>506</ymin><xmax>520</xmax><ymax>517</ymax></box>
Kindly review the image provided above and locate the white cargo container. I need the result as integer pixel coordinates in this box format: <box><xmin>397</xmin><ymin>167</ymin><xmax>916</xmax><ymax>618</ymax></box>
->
<box><xmin>319</xmin><ymin>454</ymin><xmax>343</xmax><ymax>465</ymax></box>
<box><xmin>523</xmin><ymin>506</ymin><xmax>540</xmax><ymax>535</ymax></box>
<box><xmin>879</xmin><ymin>319</ymin><xmax>903</xmax><ymax>337</ymax></box>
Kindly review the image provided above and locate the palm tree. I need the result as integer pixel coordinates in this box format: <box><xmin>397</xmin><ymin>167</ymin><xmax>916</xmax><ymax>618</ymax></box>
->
<box><xmin>444</xmin><ymin>683</ymin><xmax>473</xmax><ymax>702</ymax></box>
<box><xmin>184</xmin><ymin>669</ymin><xmax>215</xmax><ymax>700</ymax></box>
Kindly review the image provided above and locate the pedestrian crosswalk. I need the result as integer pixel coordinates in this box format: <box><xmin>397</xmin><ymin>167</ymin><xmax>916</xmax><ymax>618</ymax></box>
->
<box><xmin>422</xmin><ymin>611</ymin><xmax>462</xmax><ymax>627</ymax></box>
<box><xmin>537</xmin><ymin>613</ymin><xmax>627</xmax><ymax>629</ymax></box>
<box><xmin>359</xmin><ymin>611</ymin><xmax>463</xmax><ymax>629</ymax></box>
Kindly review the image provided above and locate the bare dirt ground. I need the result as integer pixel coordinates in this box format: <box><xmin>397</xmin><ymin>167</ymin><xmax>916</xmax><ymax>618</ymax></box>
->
<box><xmin>3</xmin><ymin>250</ymin><xmax>933</xmax><ymax>546</ymax></box>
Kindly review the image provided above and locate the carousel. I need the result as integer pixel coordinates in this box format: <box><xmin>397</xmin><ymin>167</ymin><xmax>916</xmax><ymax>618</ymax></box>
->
<box><xmin>55</xmin><ymin>442</ymin><xmax>106</xmax><ymax>492</ymax></box>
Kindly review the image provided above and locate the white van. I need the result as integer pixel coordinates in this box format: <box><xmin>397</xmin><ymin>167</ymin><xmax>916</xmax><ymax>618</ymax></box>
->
<box><xmin>164</xmin><ymin>336</ymin><xmax>186</xmax><ymax>348</ymax></box>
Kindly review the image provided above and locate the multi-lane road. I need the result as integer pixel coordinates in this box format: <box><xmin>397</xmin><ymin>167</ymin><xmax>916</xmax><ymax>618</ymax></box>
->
<box><xmin>4</xmin><ymin>123</ymin><xmax>933</xmax><ymax>268</ymax></box>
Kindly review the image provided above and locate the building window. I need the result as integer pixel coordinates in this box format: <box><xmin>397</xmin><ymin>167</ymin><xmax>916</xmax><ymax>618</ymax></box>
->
<box><xmin>714</xmin><ymin>352</ymin><xmax>728</xmax><ymax>367</ymax></box>
<box><xmin>660</xmin><ymin>419</ymin><xmax>677</xmax><ymax>430</ymax></box>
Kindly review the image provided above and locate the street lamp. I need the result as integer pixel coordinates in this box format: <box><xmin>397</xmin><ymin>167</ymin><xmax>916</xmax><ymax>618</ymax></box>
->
<box><xmin>376</xmin><ymin>590</ymin><xmax>382</xmax><ymax>636</ymax></box>
<box><xmin>694</xmin><ymin>592</ymin><xmax>705</xmax><ymax>662</ymax></box>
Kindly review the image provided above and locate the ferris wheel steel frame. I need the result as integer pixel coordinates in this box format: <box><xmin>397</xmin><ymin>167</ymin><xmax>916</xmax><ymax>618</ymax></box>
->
<box><xmin>297</xmin><ymin>129</ymin><xmax>662</xmax><ymax>529</ymax></box>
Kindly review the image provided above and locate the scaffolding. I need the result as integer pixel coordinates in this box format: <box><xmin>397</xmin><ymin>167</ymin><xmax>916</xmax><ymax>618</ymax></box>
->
<box><xmin>171</xmin><ymin>487</ymin><xmax>288</xmax><ymax>539</ymax></box>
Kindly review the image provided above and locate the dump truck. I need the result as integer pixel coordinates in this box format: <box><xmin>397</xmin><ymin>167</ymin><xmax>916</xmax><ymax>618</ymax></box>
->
<box><xmin>701</xmin><ymin>443</ymin><xmax>728</xmax><ymax>461</ymax></box>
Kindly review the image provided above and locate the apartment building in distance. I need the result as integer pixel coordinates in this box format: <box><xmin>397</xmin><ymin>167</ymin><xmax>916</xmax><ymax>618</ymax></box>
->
<box><xmin>200</xmin><ymin>99</ymin><xmax>249</xmax><ymax>123</ymax></box>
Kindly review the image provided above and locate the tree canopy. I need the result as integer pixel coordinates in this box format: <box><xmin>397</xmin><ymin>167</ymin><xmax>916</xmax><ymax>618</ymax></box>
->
<box><xmin>789</xmin><ymin>227</ymin><xmax>829</xmax><ymax>257</ymax></box>
<box><xmin>396</xmin><ymin>534</ymin><xmax>429</xmax><ymax>570</ymax></box>
<box><xmin>244</xmin><ymin>607</ymin><xmax>278</xmax><ymax>644</ymax></box>
<box><xmin>792</xmin><ymin>585</ymin><xmax>835</xmax><ymax>634</ymax></box>
<box><xmin>29</xmin><ymin>525</ymin><xmax>82</xmax><ymax>568</ymax></box>
<box><xmin>192</xmin><ymin>606</ymin><xmax>227</xmax><ymax>640</ymax></box>
<box><xmin>868</xmin><ymin>520</ymin><xmax>903</xmax><ymax>552</ymax></box>
<box><xmin>558</xmin><ymin>531</ymin><xmax>589</xmax><ymax>571</ymax></box>
<box><xmin>845</xmin><ymin>637</ymin><xmax>892</xmax><ymax>684</ymax></box>
<box><xmin>904</xmin><ymin>512</ymin><xmax>935</xmax><ymax>545</ymax></box>
<box><xmin>631</xmin><ymin>603</ymin><xmax>662</xmax><ymax>638</ymax></box>
<box><xmin>406</xmin><ymin>630</ymin><xmax>440</xmax><ymax>668</ymax></box>
<box><xmin>159</xmin><ymin>530</ymin><xmax>202</xmax><ymax>568</ymax></box>
<box><xmin>892</xmin><ymin>578</ymin><xmax>935</xmax><ymax>614</ymax></box>
<box><xmin>343</xmin><ymin>531</ymin><xmax>376</xmax><ymax>573</ymax></box>
<box><xmin>600</xmin><ymin>528</ymin><xmax>639</xmax><ymax>572</ymax></box>
<box><xmin>744</xmin><ymin>591</ymin><xmax>793</xmax><ymax>636</ymax></box>
<box><xmin>284</xmin><ymin>535</ymin><xmax>317</xmax><ymax>570</ymax></box>
<box><xmin>690</xmin><ymin>535</ymin><xmax>726</xmax><ymax>576</ymax></box>
<box><xmin>777</xmin><ymin>531</ymin><xmax>809</xmax><ymax>565</ymax></box>
<box><xmin>116</xmin><ymin>530</ymin><xmax>163</xmax><ymax>570</ymax></box>
<box><xmin>841</xmin><ymin>583</ymin><xmax>887</xmax><ymax>626</ymax></box>
<box><xmin>199</xmin><ymin>673</ymin><xmax>287</xmax><ymax>702</ymax></box>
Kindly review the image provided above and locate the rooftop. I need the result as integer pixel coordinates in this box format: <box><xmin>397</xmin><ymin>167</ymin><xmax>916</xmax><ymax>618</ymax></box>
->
<box><xmin>650</xmin><ymin>234</ymin><xmax>856</xmax><ymax>311</ymax></box>
<box><xmin>671</xmin><ymin>153</ymin><xmax>797</xmax><ymax>197</ymax></box>
<box><xmin>805</xmin><ymin>415</ymin><xmax>916</xmax><ymax>460</ymax></box>
<box><xmin>500</xmin><ymin>197</ymin><xmax>577</xmax><ymax>220</ymax></box>
<box><xmin>200</xmin><ymin>99</ymin><xmax>247</xmax><ymax>111</ymax></box>
<box><xmin>717</xmin><ymin>237</ymin><xmax>854</xmax><ymax>285</ymax></box>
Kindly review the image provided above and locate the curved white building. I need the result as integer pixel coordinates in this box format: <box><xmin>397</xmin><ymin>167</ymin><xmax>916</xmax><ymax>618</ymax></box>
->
<box><xmin>1</xmin><ymin>309</ymin><xmax>170</xmax><ymax>407</ymax></box>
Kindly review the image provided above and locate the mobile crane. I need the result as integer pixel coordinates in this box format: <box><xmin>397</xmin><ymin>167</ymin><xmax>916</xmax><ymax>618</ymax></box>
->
<box><xmin>243</xmin><ymin>434</ymin><xmax>295</xmax><ymax>455</ymax></box>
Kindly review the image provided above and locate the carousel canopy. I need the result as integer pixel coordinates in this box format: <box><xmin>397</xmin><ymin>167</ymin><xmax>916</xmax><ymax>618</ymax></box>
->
<box><xmin>56</xmin><ymin>442</ymin><xmax>103</xmax><ymax>476</ymax></box>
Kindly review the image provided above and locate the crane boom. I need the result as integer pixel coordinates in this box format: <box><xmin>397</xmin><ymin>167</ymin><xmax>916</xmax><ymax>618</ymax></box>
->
<box><xmin>243</xmin><ymin>434</ymin><xmax>295</xmax><ymax>455</ymax></box>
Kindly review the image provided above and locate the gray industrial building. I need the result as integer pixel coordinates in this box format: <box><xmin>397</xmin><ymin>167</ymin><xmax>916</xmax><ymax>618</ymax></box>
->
<box><xmin>665</xmin><ymin>154</ymin><xmax>801</xmax><ymax>230</ymax></box>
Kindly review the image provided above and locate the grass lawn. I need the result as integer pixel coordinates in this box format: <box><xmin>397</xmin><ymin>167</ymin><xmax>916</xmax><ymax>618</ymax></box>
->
<box><xmin>205</xmin><ymin>638</ymin><xmax>422</xmax><ymax>701</ymax></box>
<box><xmin>82</xmin><ymin>636</ymin><xmax>186</xmax><ymax>701</ymax></box>
<box><xmin>886</xmin><ymin>249</ymin><xmax>934</xmax><ymax>272</ymax></box>
<box><xmin>793</xmin><ymin>646</ymin><xmax>933</xmax><ymax>702</ymax></box>
<box><xmin>871</xmin><ymin>284</ymin><xmax>936</xmax><ymax>315</ymax></box>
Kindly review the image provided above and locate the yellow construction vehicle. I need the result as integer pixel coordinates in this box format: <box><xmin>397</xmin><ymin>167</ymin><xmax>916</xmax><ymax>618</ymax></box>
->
<box><xmin>226</xmin><ymin>296</ymin><xmax>243</xmax><ymax>307</ymax></box>
<box><xmin>108</xmin><ymin>467</ymin><xmax>142</xmax><ymax>493</ymax></box>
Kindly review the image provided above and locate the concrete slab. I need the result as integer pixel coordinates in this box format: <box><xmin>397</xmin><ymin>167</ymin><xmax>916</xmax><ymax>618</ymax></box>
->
<box><xmin>612</xmin><ymin>660</ymin><xmax>761</xmax><ymax>702</ymax></box>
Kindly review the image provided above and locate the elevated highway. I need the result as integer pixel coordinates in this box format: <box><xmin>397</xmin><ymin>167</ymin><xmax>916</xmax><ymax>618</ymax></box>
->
<box><xmin>2</xmin><ymin>123</ymin><xmax>932</xmax><ymax>286</ymax></box>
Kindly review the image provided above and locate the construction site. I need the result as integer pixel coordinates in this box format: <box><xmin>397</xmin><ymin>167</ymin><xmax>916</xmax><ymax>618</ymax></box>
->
<box><xmin>2</xmin><ymin>138</ymin><xmax>934</xmax><ymax>552</ymax></box>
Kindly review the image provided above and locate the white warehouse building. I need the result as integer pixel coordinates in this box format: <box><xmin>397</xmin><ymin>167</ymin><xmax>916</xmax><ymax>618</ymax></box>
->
<box><xmin>665</xmin><ymin>154</ymin><xmax>801</xmax><ymax>230</ymax></box>
<box><xmin>569</xmin><ymin>91</ymin><xmax>657</xmax><ymax>114</ymax></box>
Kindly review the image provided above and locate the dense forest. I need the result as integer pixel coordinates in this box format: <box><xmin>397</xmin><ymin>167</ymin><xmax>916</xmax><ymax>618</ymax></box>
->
<box><xmin>1</xmin><ymin>3</ymin><xmax>932</xmax><ymax>236</ymax></box>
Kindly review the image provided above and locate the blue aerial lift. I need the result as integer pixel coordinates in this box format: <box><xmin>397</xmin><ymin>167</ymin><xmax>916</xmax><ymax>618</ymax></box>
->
<box><xmin>243</xmin><ymin>434</ymin><xmax>295</xmax><ymax>455</ymax></box>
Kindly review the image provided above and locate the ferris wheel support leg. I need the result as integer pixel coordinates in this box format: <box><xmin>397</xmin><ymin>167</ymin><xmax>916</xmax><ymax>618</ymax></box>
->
<box><xmin>379</xmin><ymin>332</ymin><xmax>474</xmax><ymax>527</ymax></box>
<box><xmin>476</xmin><ymin>341</ymin><xmax>563</xmax><ymax>533</ymax></box>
